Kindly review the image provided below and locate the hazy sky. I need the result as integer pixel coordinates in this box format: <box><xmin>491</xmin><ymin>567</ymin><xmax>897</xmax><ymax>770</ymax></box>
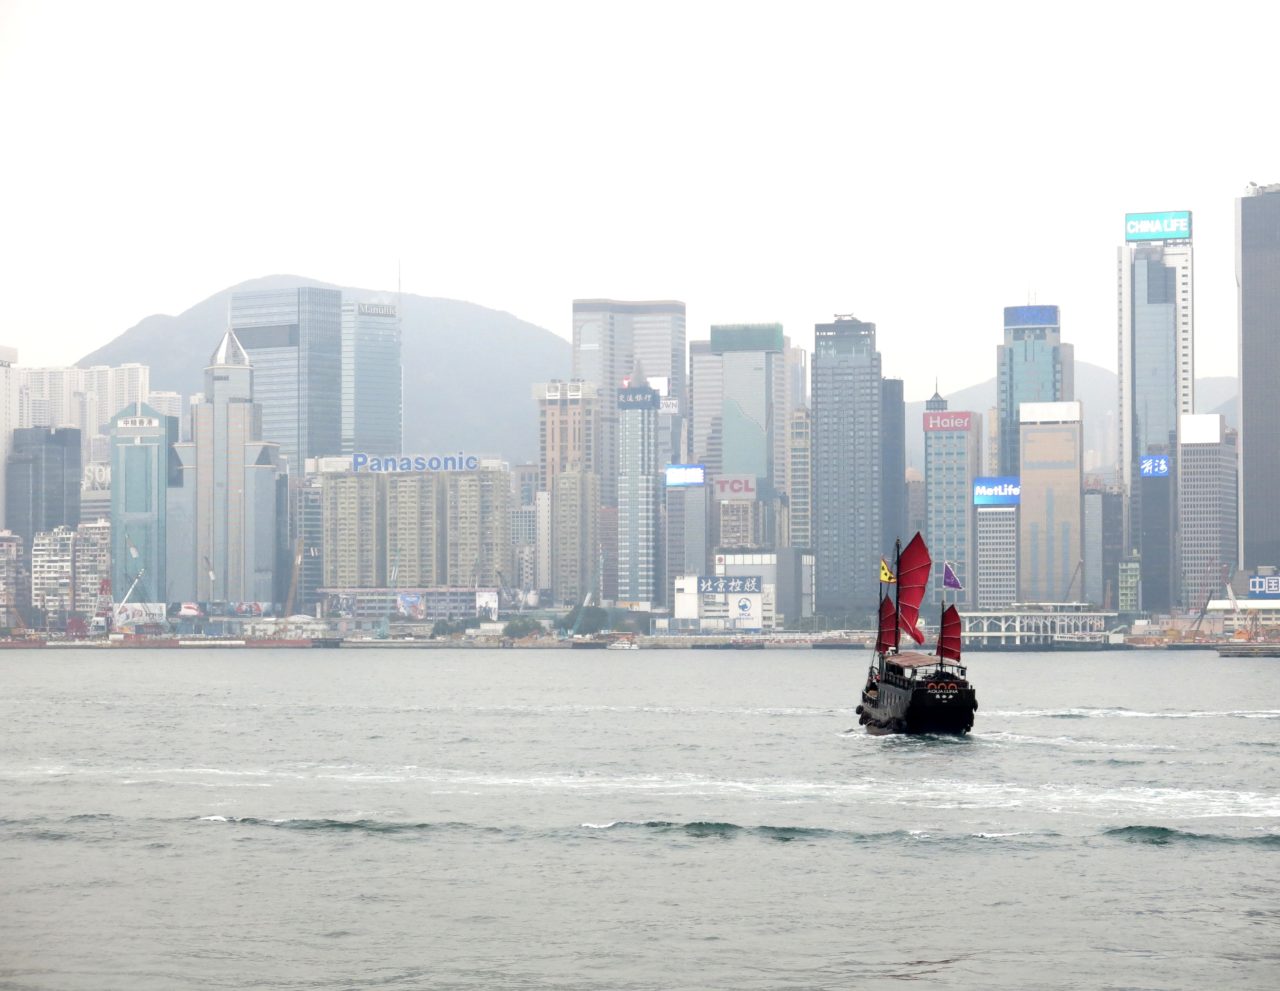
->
<box><xmin>2</xmin><ymin>1</ymin><xmax>1276</xmax><ymax>400</ymax></box>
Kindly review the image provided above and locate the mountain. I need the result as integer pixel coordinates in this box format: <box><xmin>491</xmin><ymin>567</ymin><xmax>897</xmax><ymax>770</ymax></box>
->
<box><xmin>78</xmin><ymin>275</ymin><xmax>570</xmax><ymax>464</ymax></box>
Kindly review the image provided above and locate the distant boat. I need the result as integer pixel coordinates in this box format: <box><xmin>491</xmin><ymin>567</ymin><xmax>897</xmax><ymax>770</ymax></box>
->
<box><xmin>855</xmin><ymin>534</ymin><xmax>978</xmax><ymax>735</ymax></box>
<box><xmin>606</xmin><ymin>638</ymin><xmax>639</xmax><ymax>650</ymax></box>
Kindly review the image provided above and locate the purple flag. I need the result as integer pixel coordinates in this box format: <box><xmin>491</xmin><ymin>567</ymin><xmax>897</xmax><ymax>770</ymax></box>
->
<box><xmin>943</xmin><ymin>562</ymin><xmax>963</xmax><ymax>590</ymax></box>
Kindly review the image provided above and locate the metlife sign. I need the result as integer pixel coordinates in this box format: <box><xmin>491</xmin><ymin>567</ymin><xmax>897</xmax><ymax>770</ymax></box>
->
<box><xmin>973</xmin><ymin>476</ymin><xmax>1020</xmax><ymax>506</ymax></box>
<box><xmin>1124</xmin><ymin>210</ymin><xmax>1192</xmax><ymax>242</ymax></box>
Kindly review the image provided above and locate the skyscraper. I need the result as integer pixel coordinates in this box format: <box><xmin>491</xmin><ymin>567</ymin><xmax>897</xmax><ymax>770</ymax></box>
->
<box><xmin>110</xmin><ymin>404</ymin><xmax>176</xmax><ymax>605</ymax></box>
<box><xmin>572</xmin><ymin>300</ymin><xmax>686</xmax><ymax>508</ymax></box>
<box><xmin>881</xmin><ymin>377</ymin><xmax>906</xmax><ymax>556</ymax></box>
<box><xmin>534</xmin><ymin>380</ymin><xmax>600</xmax><ymax>492</ymax></box>
<box><xmin>230</xmin><ymin>286</ymin><xmax>342</xmax><ymax>471</ymax></box>
<box><xmin>551</xmin><ymin>468</ymin><xmax>599</xmax><ymax>607</ymax></box>
<box><xmin>341</xmin><ymin>300</ymin><xmax>402</xmax><ymax>456</ymax></box>
<box><xmin>787</xmin><ymin>408</ymin><xmax>812</xmax><ymax>550</ymax></box>
<box><xmin>812</xmin><ymin>316</ymin><xmax>882</xmax><ymax>617</ymax></box>
<box><xmin>1018</xmin><ymin>402</ymin><xmax>1083</xmax><ymax>602</ymax></box>
<box><xmin>0</xmin><ymin>346</ymin><xmax>20</xmax><ymax>527</ymax></box>
<box><xmin>997</xmin><ymin>305</ymin><xmax>1073</xmax><ymax>475</ymax></box>
<box><xmin>923</xmin><ymin>397</ymin><xmax>981</xmax><ymax>607</ymax></box>
<box><xmin>617</xmin><ymin>384</ymin><xmax>660</xmax><ymax>606</ymax></box>
<box><xmin>173</xmin><ymin>332</ymin><xmax>284</xmax><ymax>604</ymax></box>
<box><xmin>6</xmin><ymin>427</ymin><xmax>81</xmax><ymax>554</ymax></box>
<box><xmin>1118</xmin><ymin>211</ymin><xmax>1193</xmax><ymax>610</ymax></box>
<box><xmin>1178</xmin><ymin>414</ymin><xmax>1237</xmax><ymax>610</ymax></box>
<box><xmin>1237</xmin><ymin>183</ymin><xmax>1280</xmax><ymax>570</ymax></box>
<box><xmin>688</xmin><ymin>340</ymin><xmax>723</xmax><ymax>474</ymax></box>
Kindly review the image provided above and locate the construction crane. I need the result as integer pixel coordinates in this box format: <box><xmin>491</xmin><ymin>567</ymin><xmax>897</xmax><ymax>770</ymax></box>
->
<box><xmin>1065</xmin><ymin>559</ymin><xmax>1084</xmax><ymax>602</ymax></box>
<box><xmin>1189</xmin><ymin>564</ymin><xmax>1229</xmax><ymax>636</ymax></box>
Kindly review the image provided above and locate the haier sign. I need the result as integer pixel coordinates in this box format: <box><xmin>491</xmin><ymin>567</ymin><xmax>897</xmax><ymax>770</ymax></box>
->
<box><xmin>924</xmin><ymin>411</ymin><xmax>973</xmax><ymax>432</ymax></box>
<box><xmin>1125</xmin><ymin>210</ymin><xmax>1192</xmax><ymax>242</ymax></box>
<box><xmin>973</xmin><ymin>476</ymin><xmax>1021</xmax><ymax>506</ymax></box>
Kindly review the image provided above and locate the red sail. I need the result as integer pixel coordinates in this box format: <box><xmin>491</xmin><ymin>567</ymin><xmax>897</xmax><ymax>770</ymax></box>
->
<box><xmin>896</xmin><ymin>533</ymin><xmax>931</xmax><ymax>645</ymax></box>
<box><xmin>875</xmin><ymin>595</ymin><xmax>896</xmax><ymax>654</ymax></box>
<box><xmin>937</xmin><ymin>604</ymin><xmax>962</xmax><ymax>661</ymax></box>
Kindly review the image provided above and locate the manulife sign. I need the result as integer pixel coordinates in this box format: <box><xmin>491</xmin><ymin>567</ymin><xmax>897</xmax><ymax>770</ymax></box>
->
<box><xmin>1124</xmin><ymin>210</ymin><xmax>1192</xmax><ymax>242</ymax></box>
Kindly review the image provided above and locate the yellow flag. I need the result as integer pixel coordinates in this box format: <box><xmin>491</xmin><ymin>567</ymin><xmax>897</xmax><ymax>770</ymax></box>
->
<box><xmin>880</xmin><ymin>558</ymin><xmax>896</xmax><ymax>584</ymax></box>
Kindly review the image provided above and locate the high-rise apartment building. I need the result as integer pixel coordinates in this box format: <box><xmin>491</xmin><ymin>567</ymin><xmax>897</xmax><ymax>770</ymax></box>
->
<box><xmin>73</xmin><ymin>517</ymin><xmax>111</xmax><ymax>616</ymax></box>
<box><xmin>0</xmin><ymin>346</ymin><xmax>18</xmax><ymax>526</ymax></box>
<box><xmin>1082</xmin><ymin>485</ymin><xmax>1123</xmax><ymax>609</ymax></box>
<box><xmin>1118</xmin><ymin>211</ymin><xmax>1193</xmax><ymax>611</ymax></box>
<box><xmin>445</xmin><ymin>462</ymin><xmax>511</xmax><ymax>588</ymax></box>
<box><xmin>974</xmin><ymin>478</ymin><xmax>1019</xmax><ymax>609</ymax></box>
<box><xmin>340</xmin><ymin>300</ymin><xmax>402</xmax><ymax>456</ymax></box>
<box><xmin>30</xmin><ymin>526</ymin><xmax>75</xmax><ymax>623</ymax></box>
<box><xmin>551</xmin><ymin>469</ymin><xmax>599</xmax><ymax>607</ymax></box>
<box><xmin>572</xmin><ymin>300</ymin><xmax>686</xmax><ymax>508</ymax></box>
<box><xmin>997</xmin><ymin>305</ymin><xmax>1073</xmax><ymax>475</ymax></box>
<box><xmin>534</xmin><ymin>380</ymin><xmax>599</xmax><ymax>492</ymax></box>
<box><xmin>881</xmin><ymin>377</ymin><xmax>906</xmax><ymax>556</ymax></box>
<box><xmin>617</xmin><ymin>384</ymin><xmax>660</xmax><ymax>606</ymax></box>
<box><xmin>386</xmin><ymin>472</ymin><xmax>445</xmax><ymax>587</ymax></box>
<box><xmin>1237</xmin><ymin>184</ymin><xmax>1280</xmax><ymax>570</ymax></box>
<box><xmin>0</xmin><ymin>530</ymin><xmax>25</xmax><ymax>628</ymax></box>
<box><xmin>812</xmin><ymin>316</ymin><xmax>882</xmax><ymax>617</ymax></box>
<box><xmin>172</xmin><ymin>332</ymin><xmax>284</xmax><ymax>605</ymax></box>
<box><xmin>1018</xmin><ymin>402</ymin><xmax>1083</xmax><ymax>602</ymax></box>
<box><xmin>923</xmin><ymin>398</ymin><xmax>981</xmax><ymax>606</ymax></box>
<box><xmin>6</xmin><ymin>427</ymin><xmax>81</xmax><ymax>554</ymax></box>
<box><xmin>788</xmin><ymin>408</ymin><xmax>812</xmax><ymax>549</ymax></box>
<box><xmin>1178</xmin><ymin>414</ymin><xmax>1237</xmax><ymax>610</ymax></box>
<box><xmin>230</xmin><ymin>286</ymin><xmax>342</xmax><ymax>471</ymax></box>
<box><xmin>109</xmin><ymin>404</ymin><xmax>176</xmax><ymax>605</ymax></box>
<box><xmin>321</xmin><ymin>473</ymin><xmax>384</xmax><ymax>588</ymax></box>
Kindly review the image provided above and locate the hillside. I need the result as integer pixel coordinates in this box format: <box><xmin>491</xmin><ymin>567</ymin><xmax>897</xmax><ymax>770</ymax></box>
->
<box><xmin>78</xmin><ymin>275</ymin><xmax>570</xmax><ymax>464</ymax></box>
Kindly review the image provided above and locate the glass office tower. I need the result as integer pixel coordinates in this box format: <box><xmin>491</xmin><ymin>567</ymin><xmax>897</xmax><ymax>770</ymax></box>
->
<box><xmin>997</xmin><ymin>305</ymin><xmax>1073</xmax><ymax>476</ymax></box>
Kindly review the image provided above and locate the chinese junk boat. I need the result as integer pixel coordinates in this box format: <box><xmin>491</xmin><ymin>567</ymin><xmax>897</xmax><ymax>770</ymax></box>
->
<box><xmin>855</xmin><ymin>533</ymin><xmax>977</xmax><ymax>735</ymax></box>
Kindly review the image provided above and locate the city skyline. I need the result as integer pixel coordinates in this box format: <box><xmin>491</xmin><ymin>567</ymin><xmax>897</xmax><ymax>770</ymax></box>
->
<box><xmin>2</xmin><ymin>4</ymin><xmax>1274</xmax><ymax>393</ymax></box>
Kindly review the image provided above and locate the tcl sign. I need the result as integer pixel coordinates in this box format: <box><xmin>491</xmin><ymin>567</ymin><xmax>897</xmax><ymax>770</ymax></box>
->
<box><xmin>712</xmin><ymin>475</ymin><xmax>757</xmax><ymax>501</ymax></box>
<box><xmin>923</xmin><ymin>411</ymin><xmax>974</xmax><ymax>432</ymax></box>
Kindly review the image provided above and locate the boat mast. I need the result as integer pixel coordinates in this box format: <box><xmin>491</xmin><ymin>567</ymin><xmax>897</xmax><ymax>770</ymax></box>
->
<box><xmin>892</xmin><ymin>537</ymin><xmax>902</xmax><ymax>654</ymax></box>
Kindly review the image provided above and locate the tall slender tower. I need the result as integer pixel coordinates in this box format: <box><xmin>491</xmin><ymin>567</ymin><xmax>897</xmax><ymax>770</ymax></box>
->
<box><xmin>1237</xmin><ymin>184</ymin><xmax>1280</xmax><ymax>570</ymax></box>
<box><xmin>617</xmin><ymin>382</ymin><xmax>660</xmax><ymax>606</ymax></box>
<box><xmin>1118</xmin><ymin>210</ymin><xmax>1193</xmax><ymax>611</ymax></box>
<box><xmin>812</xmin><ymin>316</ymin><xmax>882</xmax><ymax>618</ymax></box>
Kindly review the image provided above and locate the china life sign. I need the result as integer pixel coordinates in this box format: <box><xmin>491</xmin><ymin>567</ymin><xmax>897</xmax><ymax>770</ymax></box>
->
<box><xmin>1124</xmin><ymin>210</ymin><xmax>1191</xmax><ymax>242</ymax></box>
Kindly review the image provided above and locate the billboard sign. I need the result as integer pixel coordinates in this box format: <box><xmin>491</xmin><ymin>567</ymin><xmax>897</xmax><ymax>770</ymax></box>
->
<box><xmin>618</xmin><ymin>386</ymin><xmax>660</xmax><ymax>410</ymax></box>
<box><xmin>731</xmin><ymin>593</ymin><xmax>763</xmax><ymax>629</ymax></box>
<box><xmin>973</xmin><ymin>476</ymin><xmax>1021</xmax><ymax>506</ymax></box>
<box><xmin>1139</xmin><ymin>454</ymin><xmax>1171</xmax><ymax>477</ymax></box>
<box><xmin>353</xmin><ymin>452</ymin><xmax>481</xmax><ymax>472</ymax></box>
<box><xmin>712</xmin><ymin>475</ymin><xmax>758</xmax><ymax>501</ymax></box>
<box><xmin>665</xmin><ymin>464</ymin><xmax>706</xmax><ymax>487</ymax></box>
<box><xmin>1249</xmin><ymin>574</ymin><xmax>1280</xmax><ymax>599</ymax></box>
<box><xmin>697</xmin><ymin>576</ymin><xmax>763</xmax><ymax>594</ymax></box>
<box><xmin>1125</xmin><ymin>210</ymin><xmax>1191</xmax><ymax>242</ymax></box>
<box><xmin>113</xmin><ymin>602</ymin><xmax>167</xmax><ymax>627</ymax></box>
<box><xmin>923</xmin><ymin>411</ymin><xmax>974</xmax><ymax>432</ymax></box>
<box><xmin>396</xmin><ymin>593</ymin><xmax>426</xmax><ymax>620</ymax></box>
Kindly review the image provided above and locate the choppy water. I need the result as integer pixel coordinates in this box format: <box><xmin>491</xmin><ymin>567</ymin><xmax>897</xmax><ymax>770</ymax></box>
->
<box><xmin>1</xmin><ymin>648</ymin><xmax>1277</xmax><ymax>990</ymax></box>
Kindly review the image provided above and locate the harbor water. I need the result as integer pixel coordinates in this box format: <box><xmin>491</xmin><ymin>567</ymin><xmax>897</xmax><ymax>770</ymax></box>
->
<box><xmin>1</xmin><ymin>648</ymin><xmax>1277</xmax><ymax>990</ymax></box>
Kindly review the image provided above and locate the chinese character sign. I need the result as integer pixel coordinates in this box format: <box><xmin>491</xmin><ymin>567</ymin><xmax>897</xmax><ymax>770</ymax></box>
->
<box><xmin>697</xmin><ymin>576</ymin><xmax>762</xmax><ymax>594</ymax></box>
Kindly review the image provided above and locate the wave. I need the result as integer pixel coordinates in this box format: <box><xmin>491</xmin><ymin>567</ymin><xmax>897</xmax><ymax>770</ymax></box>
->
<box><xmin>192</xmin><ymin>815</ymin><xmax>499</xmax><ymax>835</ymax></box>
<box><xmin>1103</xmin><ymin>825</ymin><xmax>1280</xmax><ymax>848</ymax></box>
<box><xmin>988</xmin><ymin>707</ymin><xmax>1280</xmax><ymax>720</ymax></box>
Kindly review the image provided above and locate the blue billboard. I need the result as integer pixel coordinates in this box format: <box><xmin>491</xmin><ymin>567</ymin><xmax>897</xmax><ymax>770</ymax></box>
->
<box><xmin>1125</xmin><ymin>210</ymin><xmax>1191</xmax><ymax>242</ymax></box>
<box><xmin>1139</xmin><ymin>455</ymin><xmax>1171</xmax><ymax>478</ymax></box>
<box><xmin>973</xmin><ymin>477</ymin><xmax>1020</xmax><ymax>506</ymax></box>
<box><xmin>665</xmin><ymin>464</ymin><xmax>706</xmax><ymax>487</ymax></box>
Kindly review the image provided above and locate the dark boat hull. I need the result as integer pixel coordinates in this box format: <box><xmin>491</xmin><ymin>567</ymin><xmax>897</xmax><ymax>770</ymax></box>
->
<box><xmin>858</xmin><ymin>682</ymin><xmax>977</xmax><ymax>735</ymax></box>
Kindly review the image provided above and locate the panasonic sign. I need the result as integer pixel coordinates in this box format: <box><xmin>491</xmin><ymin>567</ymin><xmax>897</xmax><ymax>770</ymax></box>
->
<box><xmin>1124</xmin><ymin>210</ymin><xmax>1192</xmax><ymax>242</ymax></box>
